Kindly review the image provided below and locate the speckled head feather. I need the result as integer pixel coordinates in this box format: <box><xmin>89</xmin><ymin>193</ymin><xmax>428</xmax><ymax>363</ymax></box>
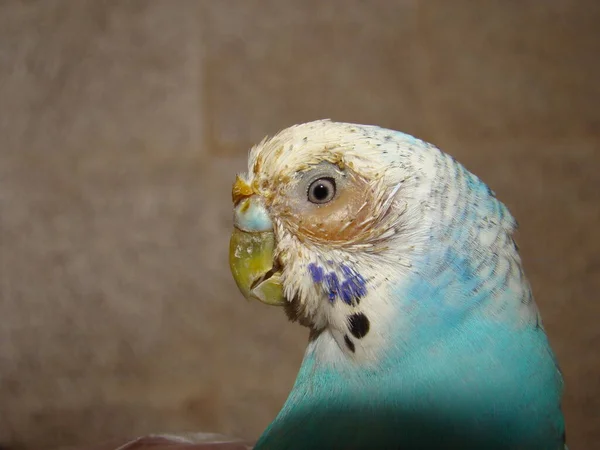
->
<box><xmin>237</xmin><ymin>120</ymin><xmax>538</xmax><ymax>361</ymax></box>
<box><xmin>235</xmin><ymin>120</ymin><xmax>565</xmax><ymax>449</ymax></box>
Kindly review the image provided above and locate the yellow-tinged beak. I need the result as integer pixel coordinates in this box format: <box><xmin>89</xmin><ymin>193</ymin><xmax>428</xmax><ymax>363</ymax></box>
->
<box><xmin>229</xmin><ymin>179</ymin><xmax>285</xmax><ymax>306</ymax></box>
<box><xmin>229</xmin><ymin>228</ymin><xmax>285</xmax><ymax>305</ymax></box>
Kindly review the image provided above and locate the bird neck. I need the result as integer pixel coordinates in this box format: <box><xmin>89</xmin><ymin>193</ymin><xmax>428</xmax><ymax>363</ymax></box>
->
<box><xmin>255</xmin><ymin>317</ymin><xmax>564</xmax><ymax>450</ymax></box>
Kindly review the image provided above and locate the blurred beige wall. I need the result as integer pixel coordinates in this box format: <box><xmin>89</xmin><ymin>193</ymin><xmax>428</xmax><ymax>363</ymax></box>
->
<box><xmin>0</xmin><ymin>1</ymin><xmax>598</xmax><ymax>449</ymax></box>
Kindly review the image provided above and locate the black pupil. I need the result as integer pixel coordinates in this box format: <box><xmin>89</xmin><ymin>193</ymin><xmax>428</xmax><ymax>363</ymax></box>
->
<box><xmin>312</xmin><ymin>183</ymin><xmax>330</xmax><ymax>201</ymax></box>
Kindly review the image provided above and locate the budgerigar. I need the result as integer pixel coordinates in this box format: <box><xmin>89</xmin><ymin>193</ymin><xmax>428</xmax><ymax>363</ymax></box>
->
<box><xmin>229</xmin><ymin>120</ymin><xmax>566</xmax><ymax>449</ymax></box>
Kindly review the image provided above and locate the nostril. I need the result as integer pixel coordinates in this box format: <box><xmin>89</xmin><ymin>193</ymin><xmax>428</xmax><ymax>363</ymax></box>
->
<box><xmin>233</xmin><ymin>196</ymin><xmax>273</xmax><ymax>232</ymax></box>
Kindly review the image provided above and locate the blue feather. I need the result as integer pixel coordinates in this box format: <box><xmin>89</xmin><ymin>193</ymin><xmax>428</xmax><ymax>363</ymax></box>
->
<box><xmin>251</xmin><ymin>124</ymin><xmax>564</xmax><ymax>449</ymax></box>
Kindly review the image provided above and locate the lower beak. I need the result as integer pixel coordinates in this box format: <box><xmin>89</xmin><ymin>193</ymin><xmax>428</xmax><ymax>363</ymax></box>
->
<box><xmin>229</xmin><ymin>227</ymin><xmax>285</xmax><ymax>306</ymax></box>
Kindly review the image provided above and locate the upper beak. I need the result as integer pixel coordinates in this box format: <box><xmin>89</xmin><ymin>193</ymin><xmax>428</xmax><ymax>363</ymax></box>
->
<box><xmin>228</xmin><ymin>180</ymin><xmax>285</xmax><ymax>306</ymax></box>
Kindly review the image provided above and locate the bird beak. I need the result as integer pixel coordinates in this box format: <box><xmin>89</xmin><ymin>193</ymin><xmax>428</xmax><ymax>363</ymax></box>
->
<box><xmin>229</xmin><ymin>227</ymin><xmax>285</xmax><ymax>305</ymax></box>
<box><xmin>229</xmin><ymin>179</ymin><xmax>285</xmax><ymax>306</ymax></box>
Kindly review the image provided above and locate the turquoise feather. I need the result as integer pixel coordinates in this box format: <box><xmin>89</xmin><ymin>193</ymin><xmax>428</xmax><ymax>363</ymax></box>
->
<box><xmin>248</xmin><ymin>125</ymin><xmax>565</xmax><ymax>449</ymax></box>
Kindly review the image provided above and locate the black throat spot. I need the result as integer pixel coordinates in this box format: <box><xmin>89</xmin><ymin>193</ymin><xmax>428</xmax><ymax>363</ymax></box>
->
<box><xmin>348</xmin><ymin>312</ymin><xmax>370</xmax><ymax>339</ymax></box>
<box><xmin>344</xmin><ymin>334</ymin><xmax>355</xmax><ymax>353</ymax></box>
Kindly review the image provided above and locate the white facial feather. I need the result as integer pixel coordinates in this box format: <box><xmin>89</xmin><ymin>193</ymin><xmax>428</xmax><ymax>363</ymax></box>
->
<box><xmin>240</xmin><ymin>119</ymin><xmax>533</xmax><ymax>365</ymax></box>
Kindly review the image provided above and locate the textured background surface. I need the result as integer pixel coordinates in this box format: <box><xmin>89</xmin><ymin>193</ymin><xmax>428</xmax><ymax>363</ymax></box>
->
<box><xmin>0</xmin><ymin>1</ymin><xmax>598</xmax><ymax>449</ymax></box>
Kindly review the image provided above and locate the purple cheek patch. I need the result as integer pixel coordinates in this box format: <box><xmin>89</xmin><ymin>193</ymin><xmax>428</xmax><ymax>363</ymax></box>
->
<box><xmin>341</xmin><ymin>277</ymin><xmax>368</xmax><ymax>305</ymax></box>
<box><xmin>308</xmin><ymin>263</ymin><xmax>324</xmax><ymax>283</ymax></box>
<box><xmin>308</xmin><ymin>263</ymin><xmax>367</xmax><ymax>305</ymax></box>
<box><xmin>325</xmin><ymin>272</ymin><xmax>340</xmax><ymax>303</ymax></box>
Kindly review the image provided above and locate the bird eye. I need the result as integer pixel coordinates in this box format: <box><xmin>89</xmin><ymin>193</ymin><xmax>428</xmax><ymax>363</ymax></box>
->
<box><xmin>307</xmin><ymin>177</ymin><xmax>336</xmax><ymax>204</ymax></box>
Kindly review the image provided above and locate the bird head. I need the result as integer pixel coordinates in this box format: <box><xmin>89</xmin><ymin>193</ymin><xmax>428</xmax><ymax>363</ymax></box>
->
<box><xmin>229</xmin><ymin>119</ymin><xmax>491</xmax><ymax>361</ymax></box>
